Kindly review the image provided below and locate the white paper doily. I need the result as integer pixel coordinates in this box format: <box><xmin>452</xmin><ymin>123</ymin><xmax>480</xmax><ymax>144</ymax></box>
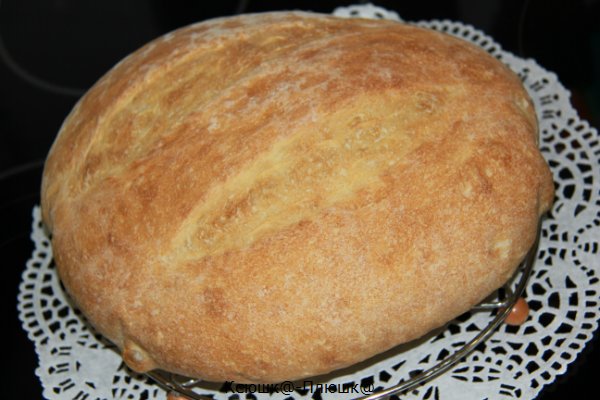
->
<box><xmin>18</xmin><ymin>4</ymin><xmax>600</xmax><ymax>400</ymax></box>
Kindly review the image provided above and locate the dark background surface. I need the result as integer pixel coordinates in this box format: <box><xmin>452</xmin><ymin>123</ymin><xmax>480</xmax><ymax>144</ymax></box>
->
<box><xmin>2</xmin><ymin>0</ymin><xmax>599</xmax><ymax>399</ymax></box>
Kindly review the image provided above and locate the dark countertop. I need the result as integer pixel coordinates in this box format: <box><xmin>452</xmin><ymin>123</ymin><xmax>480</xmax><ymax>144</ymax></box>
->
<box><xmin>2</xmin><ymin>1</ymin><xmax>598</xmax><ymax>398</ymax></box>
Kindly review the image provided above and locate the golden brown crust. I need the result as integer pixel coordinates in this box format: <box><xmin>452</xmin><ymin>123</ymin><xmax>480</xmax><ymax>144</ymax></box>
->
<box><xmin>41</xmin><ymin>12</ymin><xmax>554</xmax><ymax>383</ymax></box>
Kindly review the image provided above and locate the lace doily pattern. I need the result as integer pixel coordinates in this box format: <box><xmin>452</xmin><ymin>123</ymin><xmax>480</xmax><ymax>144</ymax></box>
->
<box><xmin>18</xmin><ymin>4</ymin><xmax>600</xmax><ymax>400</ymax></box>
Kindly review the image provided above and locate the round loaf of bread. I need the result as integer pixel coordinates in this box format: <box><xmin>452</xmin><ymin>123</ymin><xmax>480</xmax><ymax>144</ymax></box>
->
<box><xmin>41</xmin><ymin>12</ymin><xmax>554</xmax><ymax>383</ymax></box>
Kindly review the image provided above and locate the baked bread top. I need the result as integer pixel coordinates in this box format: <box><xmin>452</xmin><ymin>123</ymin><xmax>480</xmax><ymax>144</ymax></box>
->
<box><xmin>41</xmin><ymin>11</ymin><xmax>554</xmax><ymax>383</ymax></box>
